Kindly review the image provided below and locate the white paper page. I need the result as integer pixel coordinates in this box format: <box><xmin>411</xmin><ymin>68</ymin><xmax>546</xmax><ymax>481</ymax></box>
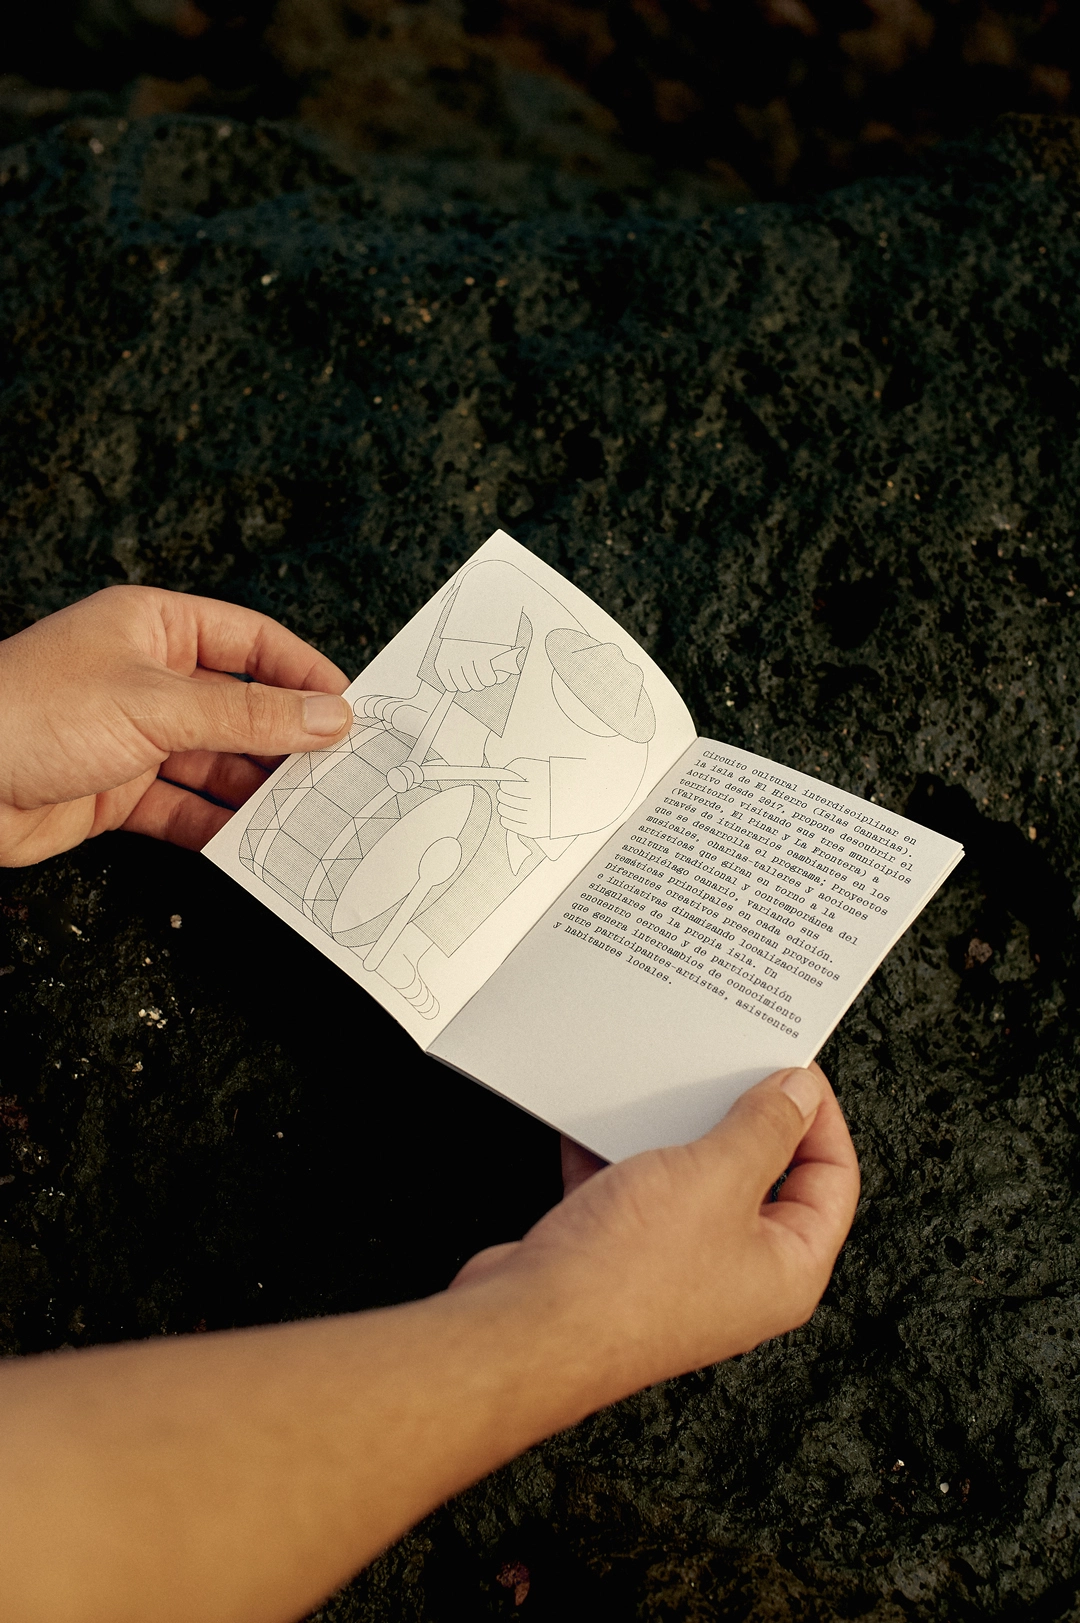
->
<box><xmin>432</xmin><ymin>739</ymin><xmax>963</xmax><ymax>1159</ymax></box>
<box><xmin>204</xmin><ymin>531</ymin><xmax>696</xmax><ymax>1046</ymax></box>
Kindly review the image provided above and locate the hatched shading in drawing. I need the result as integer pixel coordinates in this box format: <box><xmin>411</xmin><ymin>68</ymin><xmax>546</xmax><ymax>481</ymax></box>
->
<box><xmin>240</xmin><ymin>558</ymin><xmax>656</xmax><ymax>1020</ymax></box>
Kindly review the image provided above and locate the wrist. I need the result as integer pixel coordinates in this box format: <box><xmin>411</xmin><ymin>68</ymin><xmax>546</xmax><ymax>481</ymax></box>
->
<box><xmin>435</xmin><ymin>1255</ymin><xmax>648</xmax><ymax>1448</ymax></box>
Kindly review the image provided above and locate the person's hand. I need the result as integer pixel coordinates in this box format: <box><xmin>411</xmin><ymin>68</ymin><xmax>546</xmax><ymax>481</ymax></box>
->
<box><xmin>451</xmin><ymin>1063</ymin><xmax>859</xmax><ymax>1396</ymax></box>
<box><xmin>434</xmin><ymin>638</ymin><xmax>516</xmax><ymax>692</ymax></box>
<box><xmin>496</xmin><ymin>757</ymin><xmax>551</xmax><ymax>838</ymax></box>
<box><xmin>0</xmin><ymin>585</ymin><xmax>353</xmax><ymax>868</ymax></box>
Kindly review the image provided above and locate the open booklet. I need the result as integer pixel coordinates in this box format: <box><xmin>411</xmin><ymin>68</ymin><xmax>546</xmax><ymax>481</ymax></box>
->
<box><xmin>205</xmin><ymin>531</ymin><xmax>963</xmax><ymax>1161</ymax></box>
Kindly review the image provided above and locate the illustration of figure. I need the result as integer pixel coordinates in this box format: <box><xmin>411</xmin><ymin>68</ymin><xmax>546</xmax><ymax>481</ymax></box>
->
<box><xmin>240</xmin><ymin>560</ymin><xmax>656</xmax><ymax>1018</ymax></box>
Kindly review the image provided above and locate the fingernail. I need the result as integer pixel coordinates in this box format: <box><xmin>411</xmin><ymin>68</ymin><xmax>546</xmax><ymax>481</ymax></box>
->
<box><xmin>303</xmin><ymin>694</ymin><xmax>350</xmax><ymax>736</ymax></box>
<box><xmin>779</xmin><ymin>1068</ymin><xmax>821</xmax><ymax>1120</ymax></box>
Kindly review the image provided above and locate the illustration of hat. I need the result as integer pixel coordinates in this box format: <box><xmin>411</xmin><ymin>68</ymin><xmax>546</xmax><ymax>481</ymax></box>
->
<box><xmin>545</xmin><ymin>629</ymin><xmax>656</xmax><ymax>743</ymax></box>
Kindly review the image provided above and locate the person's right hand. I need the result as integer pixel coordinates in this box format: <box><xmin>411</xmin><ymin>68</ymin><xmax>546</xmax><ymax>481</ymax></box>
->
<box><xmin>451</xmin><ymin>1063</ymin><xmax>859</xmax><ymax>1397</ymax></box>
<box><xmin>496</xmin><ymin>757</ymin><xmax>551</xmax><ymax>838</ymax></box>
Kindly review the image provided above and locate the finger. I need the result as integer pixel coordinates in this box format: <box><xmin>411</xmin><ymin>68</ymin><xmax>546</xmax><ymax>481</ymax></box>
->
<box><xmin>497</xmin><ymin>811</ymin><xmax>532</xmax><ymax>830</ymax></box>
<box><xmin>155</xmin><ymin>592</ymin><xmax>350</xmax><ymax>694</ymax></box>
<box><xmin>133</xmin><ymin>670</ymin><xmax>354</xmax><ymax>758</ymax></box>
<box><xmin>475</xmin><ymin>661</ymin><xmax>498</xmax><ymax>688</ymax></box>
<box><xmin>121</xmin><ymin>777</ymin><xmax>233</xmax><ymax>850</ymax></box>
<box><xmin>190</xmin><ymin>670</ymin><xmax>342</xmax><ymax>771</ymax></box>
<box><xmin>181</xmin><ymin>665</ymin><xmax>350</xmax><ymax>757</ymax></box>
<box><xmin>692</xmin><ymin>1067</ymin><xmax>830</xmax><ymax>1205</ymax></box>
<box><xmin>157</xmin><ymin>749</ymin><xmax>269</xmax><ymax>809</ymax></box>
<box><xmin>188</xmin><ymin>672</ymin><xmax>311</xmax><ymax>769</ymax></box>
<box><xmin>457</xmin><ymin>660</ymin><xmax>481</xmax><ymax>693</ymax></box>
<box><xmin>189</xmin><ymin>670</ymin><xmax>295</xmax><ymax>752</ymax></box>
<box><xmin>561</xmin><ymin>1135</ymin><xmax>607</xmax><ymax>1195</ymax></box>
<box><xmin>776</xmin><ymin>1062</ymin><xmax>855</xmax><ymax>1190</ymax></box>
<box><xmin>765</xmin><ymin>1075</ymin><xmax>860</xmax><ymax>1261</ymax></box>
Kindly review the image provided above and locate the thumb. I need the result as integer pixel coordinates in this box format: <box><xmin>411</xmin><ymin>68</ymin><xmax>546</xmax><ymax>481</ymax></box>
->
<box><xmin>142</xmin><ymin>671</ymin><xmax>353</xmax><ymax>757</ymax></box>
<box><xmin>697</xmin><ymin>1066</ymin><xmax>826</xmax><ymax>1202</ymax></box>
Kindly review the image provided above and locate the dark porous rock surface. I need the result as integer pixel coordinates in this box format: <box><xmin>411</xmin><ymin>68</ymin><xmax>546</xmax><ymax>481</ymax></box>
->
<box><xmin>3</xmin><ymin>111</ymin><xmax>1080</xmax><ymax>1620</ymax></box>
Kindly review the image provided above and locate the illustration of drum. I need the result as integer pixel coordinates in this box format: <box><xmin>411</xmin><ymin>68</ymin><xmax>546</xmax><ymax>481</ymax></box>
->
<box><xmin>238</xmin><ymin>713</ymin><xmax>495</xmax><ymax>1015</ymax></box>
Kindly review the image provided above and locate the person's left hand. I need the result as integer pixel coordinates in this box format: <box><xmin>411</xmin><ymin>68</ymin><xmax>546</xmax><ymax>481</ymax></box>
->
<box><xmin>0</xmin><ymin>585</ymin><xmax>353</xmax><ymax>867</ymax></box>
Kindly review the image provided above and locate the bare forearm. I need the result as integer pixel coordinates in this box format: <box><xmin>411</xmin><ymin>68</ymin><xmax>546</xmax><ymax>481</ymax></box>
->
<box><xmin>0</xmin><ymin>1068</ymin><xmax>859</xmax><ymax>1623</ymax></box>
<box><xmin>0</xmin><ymin>1273</ymin><xmax>607</xmax><ymax>1623</ymax></box>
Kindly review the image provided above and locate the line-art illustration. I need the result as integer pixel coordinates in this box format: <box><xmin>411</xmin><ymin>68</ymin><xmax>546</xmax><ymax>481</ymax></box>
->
<box><xmin>240</xmin><ymin>558</ymin><xmax>656</xmax><ymax>1019</ymax></box>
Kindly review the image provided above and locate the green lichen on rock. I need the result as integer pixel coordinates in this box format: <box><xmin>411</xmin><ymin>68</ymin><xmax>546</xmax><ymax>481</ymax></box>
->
<box><xmin>2</xmin><ymin>112</ymin><xmax>1080</xmax><ymax>1619</ymax></box>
